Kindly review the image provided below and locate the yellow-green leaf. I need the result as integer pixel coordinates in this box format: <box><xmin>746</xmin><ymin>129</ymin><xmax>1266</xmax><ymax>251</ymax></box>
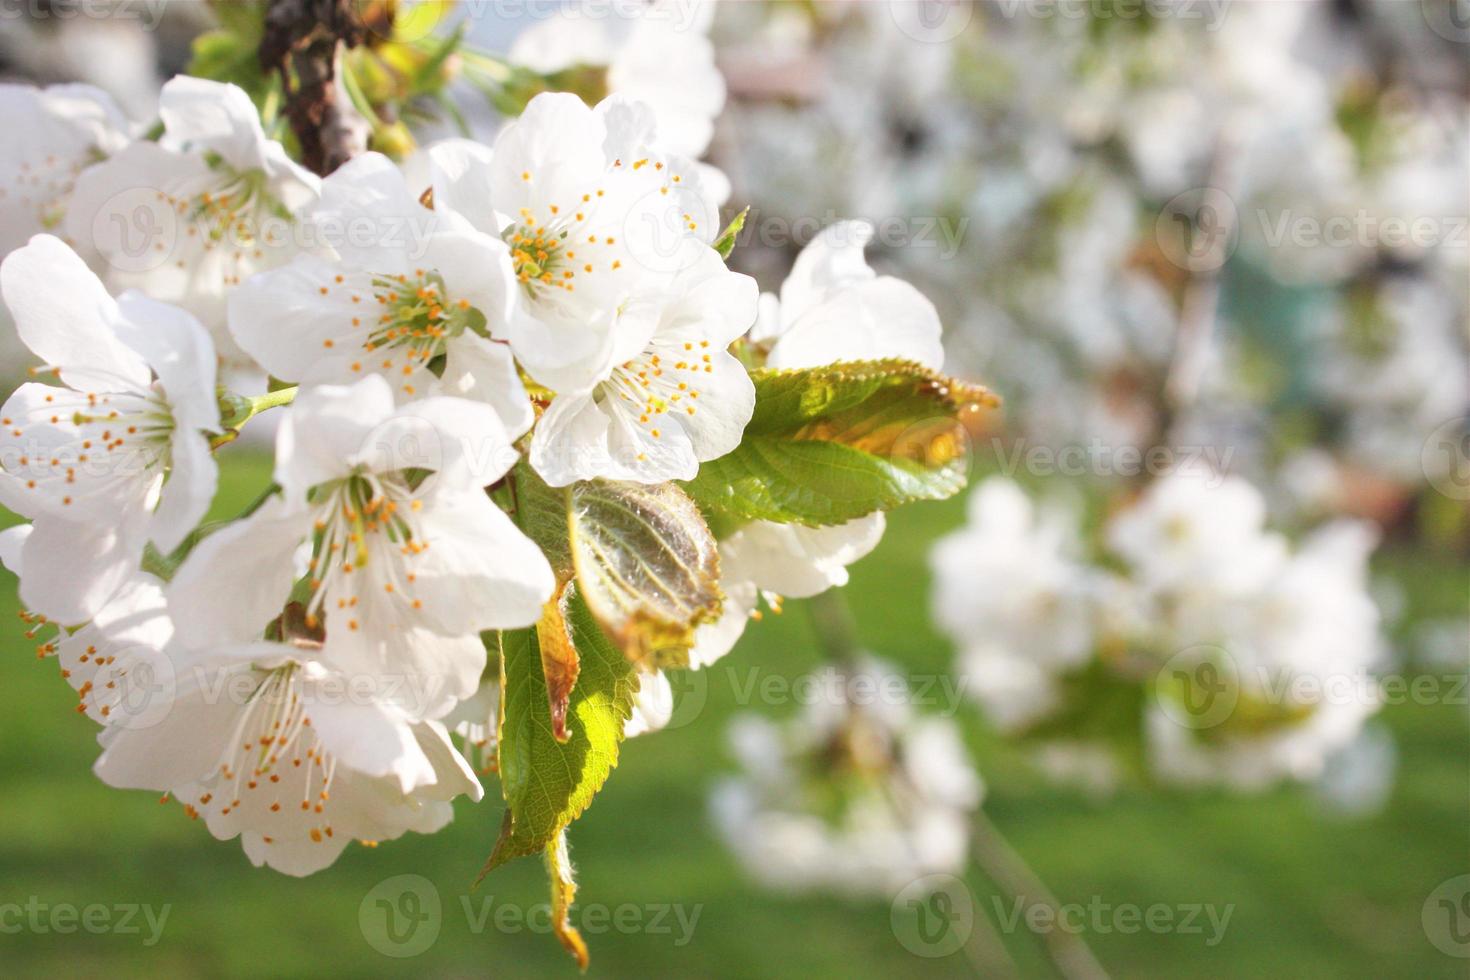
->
<box><xmin>481</xmin><ymin>588</ymin><xmax>637</xmax><ymax>875</ymax></box>
<box><xmin>683</xmin><ymin>359</ymin><xmax>997</xmax><ymax>526</ymax></box>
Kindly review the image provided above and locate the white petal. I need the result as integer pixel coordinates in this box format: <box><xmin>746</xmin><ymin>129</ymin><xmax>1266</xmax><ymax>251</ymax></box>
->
<box><xmin>158</xmin><ymin>76</ymin><xmax>289</xmax><ymax>181</ymax></box>
<box><xmin>367</xmin><ymin>395</ymin><xmax>517</xmax><ymax>488</ymax></box>
<box><xmin>167</xmin><ymin>498</ymin><xmax>312</xmax><ymax>646</ymax></box>
<box><xmin>58</xmin><ymin>574</ymin><xmax>173</xmax><ymax>726</ymax></box>
<box><xmin>19</xmin><ymin>510</ymin><xmax>147</xmax><ymax>623</ymax></box>
<box><xmin>240</xmin><ymin>830</ymin><xmax>352</xmax><ymax>877</ymax></box>
<box><xmin>114</xmin><ymin>290</ymin><xmax>220</xmax><ymax>434</ymax></box>
<box><xmin>769</xmin><ymin>277</ymin><xmax>945</xmax><ymax>371</ymax></box>
<box><xmin>148</xmin><ymin>429</ymin><xmax>217</xmax><ymax>555</ymax></box>
<box><xmin>689</xmin><ymin>575</ymin><xmax>756</xmax><ymax>669</ymax></box>
<box><xmin>490</xmin><ymin>93</ymin><xmax>608</xmax><ymax>218</ymax></box>
<box><xmin>413</xmin><ymin>721</ymin><xmax>483</xmax><ymax>802</ymax></box>
<box><xmin>416</xmin><ymin>138</ymin><xmax>499</xmax><ymax>236</ymax></box>
<box><xmin>309</xmin><ymin>151</ymin><xmax>432</xmax><ymax>271</ymax></box>
<box><xmin>0</xmin><ymin>523</ymin><xmax>32</xmax><ymax>574</ymax></box>
<box><xmin>409</xmin><ymin>488</ymin><xmax>554</xmax><ymax>632</ymax></box>
<box><xmin>0</xmin><ymin>234</ymin><xmax>147</xmax><ymax>391</ymax></box>
<box><xmin>226</xmin><ymin>255</ymin><xmax>373</xmax><ymax>384</ymax></box>
<box><xmin>624</xmin><ymin>670</ymin><xmax>673</xmax><ymax>738</ymax></box>
<box><xmin>440</xmin><ymin>334</ymin><xmax>535</xmax><ymax>441</ymax></box>
<box><xmin>0</xmin><ymin>83</ymin><xmax>130</xmax><ymax>257</ymax></box>
<box><xmin>306</xmin><ymin>691</ymin><xmax>437</xmax><ymax>794</ymax></box>
<box><xmin>419</xmin><ymin>227</ymin><xmax>515</xmax><ymax>336</ymax></box>
<box><xmin>92</xmin><ymin>658</ymin><xmax>252</xmax><ymax>790</ymax></box>
<box><xmin>530</xmin><ymin>387</ymin><xmax>697</xmax><ymax>485</ymax></box>
<box><xmin>0</xmin><ymin>383</ymin><xmax>158</xmax><ymax>523</ymax></box>
<box><xmin>320</xmin><ymin>625</ymin><xmax>486</xmax><ymax>720</ymax></box>
<box><xmin>779</xmin><ymin>220</ymin><xmax>878</xmax><ymax>324</ymax></box>
<box><xmin>275</xmin><ymin>377</ymin><xmax>394</xmax><ymax>502</ymax></box>
<box><xmin>507</xmin><ymin>302</ymin><xmax>622</xmax><ymax>395</ymax></box>
<box><xmin>728</xmin><ymin>514</ymin><xmax>886</xmax><ymax>599</ymax></box>
<box><xmin>508</xmin><ymin>15</ymin><xmax>612</xmax><ymax>73</ymax></box>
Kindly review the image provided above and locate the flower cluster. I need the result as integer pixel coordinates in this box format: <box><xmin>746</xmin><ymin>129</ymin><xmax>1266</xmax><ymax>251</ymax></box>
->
<box><xmin>710</xmin><ymin>659</ymin><xmax>983</xmax><ymax>898</ymax></box>
<box><xmin>0</xmin><ymin>60</ymin><xmax>979</xmax><ymax>902</ymax></box>
<box><xmin>932</xmin><ymin>469</ymin><xmax>1387</xmax><ymax>794</ymax></box>
<box><xmin>714</xmin><ymin>3</ymin><xmax>1468</xmax><ymax>514</ymax></box>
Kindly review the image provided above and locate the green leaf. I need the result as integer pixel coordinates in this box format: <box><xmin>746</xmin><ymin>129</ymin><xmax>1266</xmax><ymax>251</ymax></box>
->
<box><xmin>481</xmin><ymin>588</ymin><xmax>638</xmax><ymax>875</ymax></box>
<box><xmin>713</xmin><ymin>206</ymin><xmax>749</xmax><ymax>260</ymax></box>
<box><xmin>569</xmin><ymin>480</ymin><xmax>722</xmax><ymax>669</ymax></box>
<box><xmin>508</xmin><ymin>459</ymin><xmax>573</xmax><ymax>578</ymax></box>
<box><xmin>682</xmin><ymin>359</ymin><xmax>998</xmax><ymax>526</ymax></box>
<box><xmin>188</xmin><ymin>30</ymin><xmax>272</xmax><ymax>104</ymax></box>
<box><xmin>509</xmin><ymin>463</ymin><xmax>722</xmax><ymax>669</ymax></box>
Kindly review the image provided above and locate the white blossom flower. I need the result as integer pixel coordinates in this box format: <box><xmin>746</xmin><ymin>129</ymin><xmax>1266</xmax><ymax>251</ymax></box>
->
<box><xmin>447</xmin><ymin>678</ymin><xmax>501</xmax><ymax>774</ymax></box>
<box><xmin>167</xmin><ymin>376</ymin><xmax>554</xmax><ymax>713</ymax></box>
<box><xmin>227</xmin><ymin>152</ymin><xmax>531</xmax><ymax>434</ymax></box>
<box><xmin>94</xmin><ymin>640</ymin><xmax>482</xmax><ymax>877</ymax></box>
<box><xmin>710</xmin><ymin>660</ymin><xmax>982</xmax><ymax>897</ymax></box>
<box><xmin>0</xmin><ymin>234</ymin><xmax>219</xmax><ymax>623</ymax></box>
<box><xmin>1147</xmin><ymin>689</ymin><xmax>1380</xmax><ymax>793</ymax></box>
<box><xmin>529</xmin><ymin>248</ymin><xmax>756</xmax><ymax>485</ymax></box>
<box><xmin>0</xmin><ymin>82</ymin><xmax>131</xmax><ymax>258</ymax></box>
<box><xmin>931</xmin><ymin>478</ymin><xmax>1101</xmax><ymax>733</ymax></box>
<box><xmin>753</xmin><ymin>219</ymin><xmax>944</xmax><ymax>371</ymax></box>
<box><xmin>509</xmin><ymin>0</ymin><xmax>726</xmax><ymax>158</ymax></box>
<box><xmin>690</xmin><ymin>514</ymin><xmax>885</xmax><ymax>668</ymax></box>
<box><xmin>1</xmin><ymin>522</ymin><xmax>173</xmax><ymax>726</ymax></box>
<box><xmin>1106</xmin><ymin>466</ymin><xmax>1287</xmax><ymax>600</ymax></box>
<box><xmin>1132</xmin><ymin>498</ymin><xmax>1387</xmax><ymax>791</ymax></box>
<box><xmin>67</xmin><ymin>75</ymin><xmax>321</xmax><ymax>363</ymax></box>
<box><xmin>422</xmin><ymin>93</ymin><xmax>715</xmax><ymax>393</ymax></box>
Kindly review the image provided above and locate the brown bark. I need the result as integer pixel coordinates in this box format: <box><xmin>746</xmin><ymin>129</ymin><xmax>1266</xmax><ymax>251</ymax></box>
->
<box><xmin>259</xmin><ymin>0</ymin><xmax>370</xmax><ymax>176</ymax></box>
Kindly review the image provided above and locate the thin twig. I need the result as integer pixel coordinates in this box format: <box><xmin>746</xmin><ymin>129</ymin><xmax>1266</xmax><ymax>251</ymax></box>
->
<box><xmin>805</xmin><ymin>588</ymin><xmax>863</xmax><ymax>668</ymax></box>
<box><xmin>970</xmin><ymin>810</ymin><xmax>1110</xmax><ymax>980</ymax></box>
<box><xmin>1162</xmin><ymin>121</ymin><xmax>1245</xmax><ymax>421</ymax></box>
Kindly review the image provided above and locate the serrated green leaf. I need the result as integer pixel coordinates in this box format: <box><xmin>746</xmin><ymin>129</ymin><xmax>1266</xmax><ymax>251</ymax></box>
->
<box><xmin>569</xmin><ymin>480</ymin><xmax>722</xmax><ymax>669</ymax></box>
<box><xmin>510</xmin><ymin>463</ymin><xmax>722</xmax><ymax>669</ymax></box>
<box><xmin>682</xmin><ymin>359</ymin><xmax>998</xmax><ymax>526</ymax></box>
<box><xmin>481</xmin><ymin>589</ymin><xmax>637</xmax><ymax>875</ymax></box>
<box><xmin>509</xmin><ymin>459</ymin><xmax>573</xmax><ymax>578</ymax></box>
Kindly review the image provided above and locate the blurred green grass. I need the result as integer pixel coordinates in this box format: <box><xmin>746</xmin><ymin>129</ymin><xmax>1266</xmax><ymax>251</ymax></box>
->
<box><xmin>0</xmin><ymin>449</ymin><xmax>1464</xmax><ymax>978</ymax></box>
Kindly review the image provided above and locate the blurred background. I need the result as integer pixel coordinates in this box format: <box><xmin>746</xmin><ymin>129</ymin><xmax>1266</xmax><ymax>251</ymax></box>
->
<box><xmin>0</xmin><ymin>1</ymin><xmax>1466</xmax><ymax>977</ymax></box>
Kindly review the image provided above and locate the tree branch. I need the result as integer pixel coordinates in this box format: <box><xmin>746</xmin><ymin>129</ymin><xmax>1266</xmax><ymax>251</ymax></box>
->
<box><xmin>260</xmin><ymin>0</ymin><xmax>370</xmax><ymax>176</ymax></box>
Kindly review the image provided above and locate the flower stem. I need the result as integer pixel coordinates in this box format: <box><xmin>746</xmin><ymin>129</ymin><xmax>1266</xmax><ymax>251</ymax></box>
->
<box><xmin>212</xmin><ymin>385</ymin><xmax>298</xmax><ymax>449</ymax></box>
<box><xmin>806</xmin><ymin>588</ymin><xmax>862</xmax><ymax>668</ymax></box>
